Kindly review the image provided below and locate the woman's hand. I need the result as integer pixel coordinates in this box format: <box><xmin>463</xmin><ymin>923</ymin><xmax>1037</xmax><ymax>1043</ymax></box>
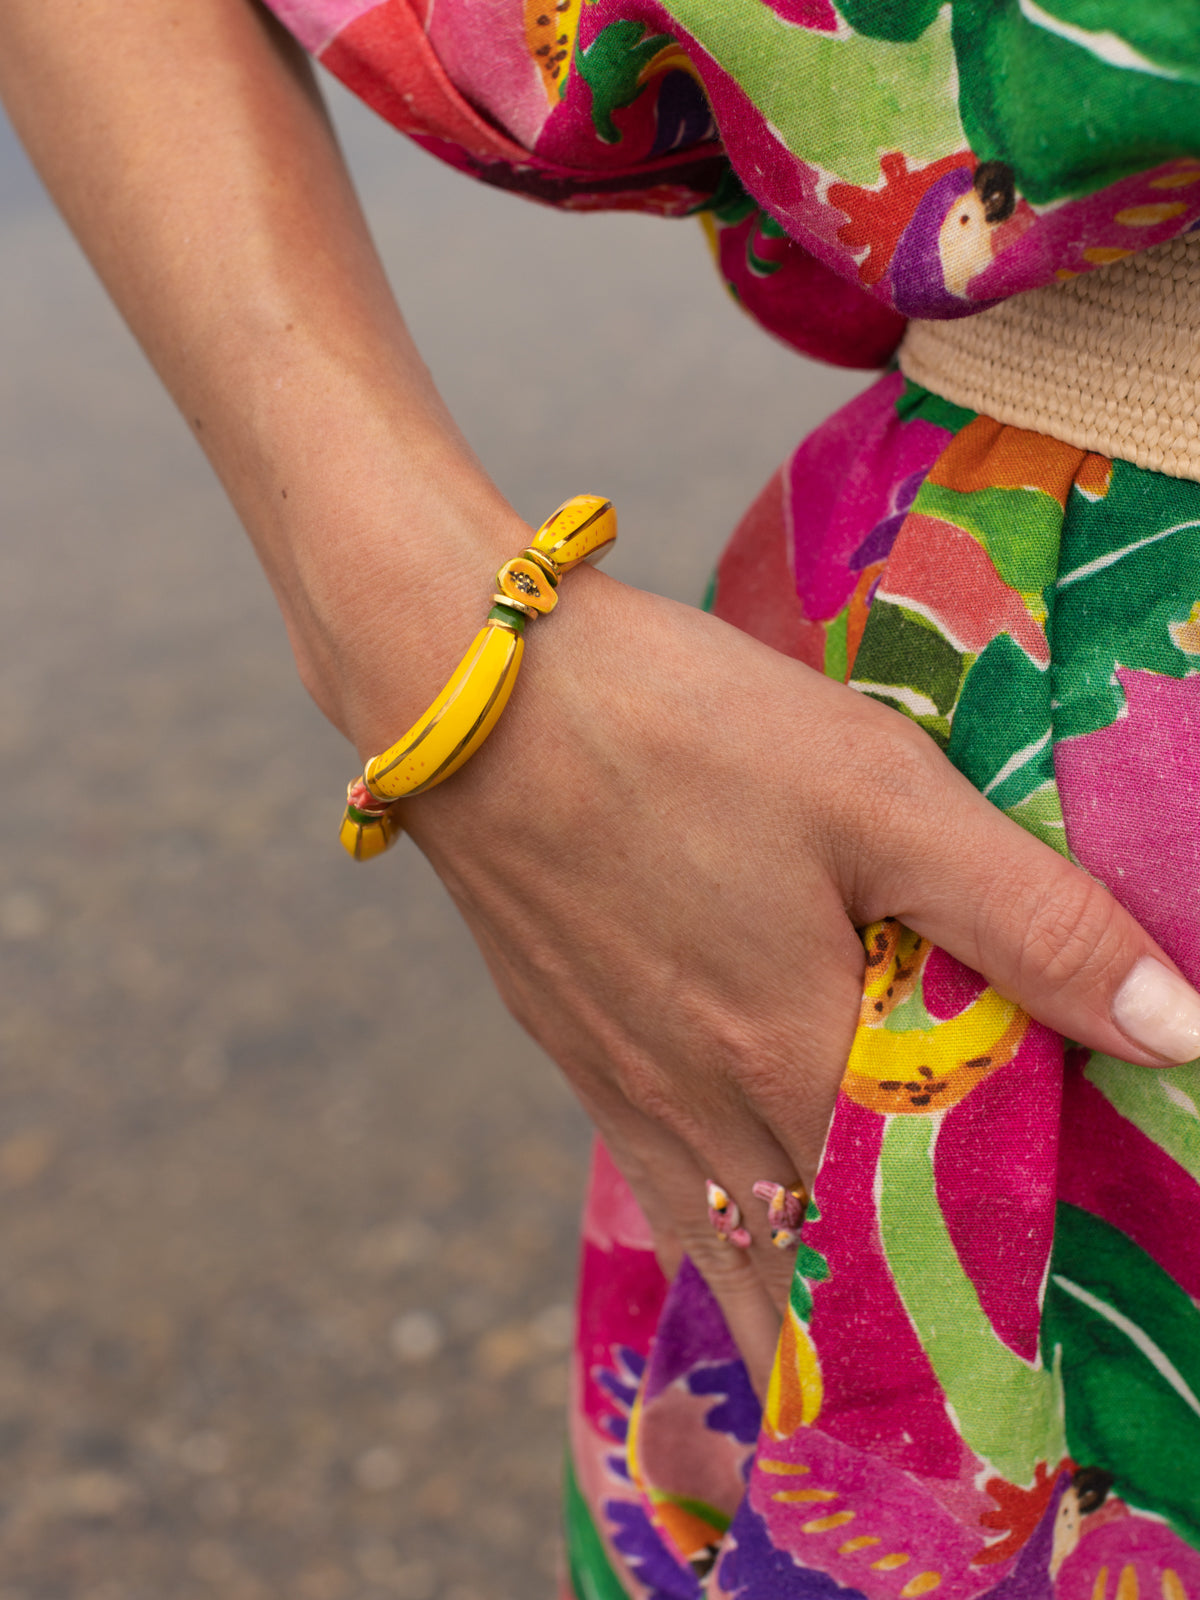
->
<box><xmin>377</xmin><ymin>568</ymin><xmax>1200</xmax><ymax>1395</ymax></box>
<box><xmin>7</xmin><ymin>0</ymin><xmax>1199</xmax><ymax>1401</ymax></box>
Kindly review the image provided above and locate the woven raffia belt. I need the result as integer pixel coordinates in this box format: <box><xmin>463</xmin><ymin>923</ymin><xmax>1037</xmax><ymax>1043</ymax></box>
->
<box><xmin>899</xmin><ymin>233</ymin><xmax>1200</xmax><ymax>483</ymax></box>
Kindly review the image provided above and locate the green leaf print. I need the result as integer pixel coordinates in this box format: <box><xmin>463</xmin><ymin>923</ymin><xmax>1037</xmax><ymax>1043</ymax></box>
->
<box><xmin>895</xmin><ymin>382</ymin><xmax>975</xmax><ymax>435</ymax></box>
<box><xmin>915</xmin><ymin>481</ymin><xmax>1062</xmax><ymax>598</ymax></box>
<box><xmin>879</xmin><ymin>1116</ymin><xmax>1065</xmax><ymax>1483</ymax></box>
<box><xmin>849</xmin><ymin>599</ymin><xmax>966</xmax><ymax>745</ymax></box>
<box><xmin>788</xmin><ymin>1240</ymin><xmax>831</xmax><ymax>1323</ymax></box>
<box><xmin>576</xmin><ymin>20</ymin><xmax>673</xmax><ymax>144</ymax></box>
<box><xmin>823</xmin><ymin>604</ymin><xmax>850</xmax><ymax>684</ymax></box>
<box><xmin>746</xmin><ymin>211</ymin><xmax>787</xmax><ymax>277</ymax></box>
<box><xmin>1085</xmin><ymin>1053</ymin><xmax>1200</xmax><ymax>1181</ymax></box>
<box><xmin>951</xmin><ymin>2</ymin><xmax>1200</xmax><ymax>203</ymax></box>
<box><xmin>945</xmin><ymin>634</ymin><xmax>1054</xmax><ymax>811</ymax></box>
<box><xmin>1038</xmin><ymin>0</ymin><xmax>1200</xmax><ymax>78</ymax></box>
<box><xmin>701</xmin><ymin>168</ymin><xmax>757</xmax><ymax>227</ymax></box>
<box><xmin>834</xmin><ymin>0</ymin><xmax>942</xmax><ymax>44</ymax></box>
<box><xmin>661</xmin><ymin>0</ymin><xmax>963</xmax><ymax>185</ymax></box>
<box><xmin>1043</xmin><ymin>1203</ymin><xmax>1200</xmax><ymax>1546</ymax></box>
<box><xmin>1003</xmin><ymin>781</ymin><xmax>1071</xmax><ymax>858</ymax></box>
<box><xmin>1051</xmin><ymin>461</ymin><xmax>1200</xmax><ymax>740</ymax></box>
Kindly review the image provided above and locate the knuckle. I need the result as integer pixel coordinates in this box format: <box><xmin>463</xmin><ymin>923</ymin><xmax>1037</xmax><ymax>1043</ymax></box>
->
<box><xmin>1013</xmin><ymin>871</ymin><xmax>1125</xmax><ymax>998</ymax></box>
<box><xmin>882</xmin><ymin>725</ymin><xmax>940</xmax><ymax>801</ymax></box>
<box><xmin>852</xmin><ymin>712</ymin><xmax>941</xmax><ymax>805</ymax></box>
<box><xmin>696</xmin><ymin>1010</ymin><xmax>777</xmax><ymax>1083</ymax></box>
<box><xmin>609</xmin><ymin>1050</ymin><xmax>662</xmax><ymax>1109</ymax></box>
<box><xmin>832</xmin><ymin>720</ymin><xmax>947</xmax><ymax>904</ymax></box>
<box><xmin>610</xmin><ymin>1055</ymin><xmax>700</xmax><ymax>1144</ymax></box>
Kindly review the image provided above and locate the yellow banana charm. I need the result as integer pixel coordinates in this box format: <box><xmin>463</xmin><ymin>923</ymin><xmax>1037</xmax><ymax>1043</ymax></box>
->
<box><xmin>528</xmin><ymin>492</ymin><xmax>617</xmax><ymax>573</ymax></box>
<box><xmin>338</xmin><ymin>494</ymin><xmax>616</xmax><ymax>861</ymax></box>
<box><xmin>366</xmin><ymin>619</ymin><xmax>525</xmax><ymax>801</ymax></box>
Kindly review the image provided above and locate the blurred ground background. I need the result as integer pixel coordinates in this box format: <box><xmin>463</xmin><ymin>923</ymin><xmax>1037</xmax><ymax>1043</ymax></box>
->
<box><xmin>0</xmin><ymin>54</ymin><xmax>867</xmax><ymax>1600</ymax></box>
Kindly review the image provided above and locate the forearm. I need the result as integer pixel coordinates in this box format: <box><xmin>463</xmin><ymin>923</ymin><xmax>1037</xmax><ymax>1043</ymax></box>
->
<box><xmin>0</xmin><ymin>0</ymin><xmax>523</xmax><ymax>743</ymax></box>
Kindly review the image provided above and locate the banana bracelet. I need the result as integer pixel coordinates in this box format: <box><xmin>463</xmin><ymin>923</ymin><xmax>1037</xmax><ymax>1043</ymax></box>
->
<box><xmin>338</xmin><ymin>494</ymin><xmax>616</xmax><ymax>861</ymax></box>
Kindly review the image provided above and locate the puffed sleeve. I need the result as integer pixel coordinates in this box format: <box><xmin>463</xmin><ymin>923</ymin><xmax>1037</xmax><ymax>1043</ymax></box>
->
<box><xmin>265</xmin><ymin>1</ymin><xmax>1200</xmax><ymax>358</ymax></box>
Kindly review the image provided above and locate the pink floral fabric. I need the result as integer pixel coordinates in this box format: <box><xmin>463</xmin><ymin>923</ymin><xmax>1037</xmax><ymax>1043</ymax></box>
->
<box><xmin>260</xmin><ymin>5</ymin><xmax>1200</xmax><ymax>1595</ymax></box>
<box><xmin>566</xmin><ymin>377</ymin><xmax>1200</xmax><ymax>1598</ymax></box>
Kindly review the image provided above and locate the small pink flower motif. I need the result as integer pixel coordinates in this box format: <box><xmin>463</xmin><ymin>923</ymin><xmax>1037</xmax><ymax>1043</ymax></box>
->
<box><xmin>706</xmin><ymin>1181</ymin><xmax>752</xmax><ymax>1248</ymax></box>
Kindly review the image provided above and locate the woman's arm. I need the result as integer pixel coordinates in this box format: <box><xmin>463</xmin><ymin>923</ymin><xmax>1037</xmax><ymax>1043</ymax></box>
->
<box><xmin>4</xmin><ymin>0</ymin><xmax>1197</xmax><ymax>1393</ymax></box>
<box><xmin>0</xmin><ymin>0</ymin><xmax>521</xmax><ymax>738</ymax></box>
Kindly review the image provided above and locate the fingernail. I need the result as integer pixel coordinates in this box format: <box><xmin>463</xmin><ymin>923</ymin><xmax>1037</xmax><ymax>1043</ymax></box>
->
<box><xmin>1113</xmin><ymin>957</ymin><xmax>1200</xmax><ymax>1063</ymax></box>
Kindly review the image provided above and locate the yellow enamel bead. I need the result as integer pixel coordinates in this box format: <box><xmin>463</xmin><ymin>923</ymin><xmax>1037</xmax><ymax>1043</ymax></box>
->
<box><xmin>496</xmin><ymin>556</ymin><xmax>558</xmax><ymax>614</ymax></box>
<box><xmin>364</xmin><ymin>620</ymin><xmax>524</xmax><ymax>802</ymax></box>
<box><xmin>530</xmin><ymin>494</ymin><xmax>617</xmax><ymax>573</ymax></box>
<box><xmin>338</xmin><ymin>802</ymin><xmax>402</xmax><ymax>861</ymax></box>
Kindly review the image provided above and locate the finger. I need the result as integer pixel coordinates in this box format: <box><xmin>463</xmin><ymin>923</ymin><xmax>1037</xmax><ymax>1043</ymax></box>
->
<box><xmin>475</xmin><ymin>915</ymin><xmax>817</xmax><ymax>1331</ymax></box>
<box><xmin>597</xmin><ymin>1053</ymin><xmax>823</xmax><ymax>1319</ymax></box>
<box><xmin>586</xmin><ymin>1103</ymin><xmax>784</xmax><ymax>1399</ymax></box>
<box><xmin>881</xmin><ymin>754</ymin><xmax>1200</xmax><ymax>1068</ymax></box>
<box><xmin>596</xmin><ymin>1026</ymin><xmax>829</xmax><ymax>1317</ymax></box>
<box><xmin>731</xmin><ymin>921</ymin><xmax>865</xmax><ymax>1206</ymax></box>
<box><xmin>689</xmin><ymin>1137</ymin><xmax>808</xmax><ymax>1319</ymax></box>
<box><xmin>671</xmin><ymin>944</ymin><xmax>864</xmax><ymax>1317</ymax></box>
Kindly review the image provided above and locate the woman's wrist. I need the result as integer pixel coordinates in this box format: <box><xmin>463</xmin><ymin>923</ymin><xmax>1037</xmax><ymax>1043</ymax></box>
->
<box><xmin>261</xmin><ymin>431</ymin><xmax>533</xmax><ymax>756</ymax></box>
<box><xmin>256</xmin><ymin>376</ymin><xmax>543</xmax><ymax>759</ymax></box>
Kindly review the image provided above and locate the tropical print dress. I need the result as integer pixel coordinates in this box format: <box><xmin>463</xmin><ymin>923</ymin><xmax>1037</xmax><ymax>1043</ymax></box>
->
<box><xmin>264</xmin><ymin>4</ymin><xmax>1200</xmax><ymax>1597</ymax></box>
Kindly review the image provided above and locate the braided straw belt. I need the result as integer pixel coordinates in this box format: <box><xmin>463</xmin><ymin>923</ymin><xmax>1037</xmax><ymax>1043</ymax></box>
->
<box><xmin>899</xmin><ymin>233</ymin><xmax>1200</xmax><ymax>482</ymax></box>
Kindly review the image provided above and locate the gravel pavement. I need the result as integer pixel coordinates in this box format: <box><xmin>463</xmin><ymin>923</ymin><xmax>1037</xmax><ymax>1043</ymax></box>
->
<box><xmin>0</xmin><ymin>67</ymin><xmax>867</xmax><ymax>1600</ymax></box>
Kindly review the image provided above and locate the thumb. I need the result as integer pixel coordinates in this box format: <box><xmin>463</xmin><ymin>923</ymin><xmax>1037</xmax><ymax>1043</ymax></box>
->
<box><xmin>887</xmin><ymin>773</ymin><xmax>1200</xmax><ymax>1069</ymax></box>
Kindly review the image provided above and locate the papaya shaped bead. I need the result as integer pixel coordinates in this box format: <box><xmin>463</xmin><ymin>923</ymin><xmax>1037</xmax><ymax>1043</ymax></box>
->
<box><xmin>530</xmin><ymin>494</ymin><xmax>616</xmax><ymax>574</ymax></box>
<box><xmin>496</xmin><ymin>557</ymin><xmax>557</xmax><ymax>614</ymax></box>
